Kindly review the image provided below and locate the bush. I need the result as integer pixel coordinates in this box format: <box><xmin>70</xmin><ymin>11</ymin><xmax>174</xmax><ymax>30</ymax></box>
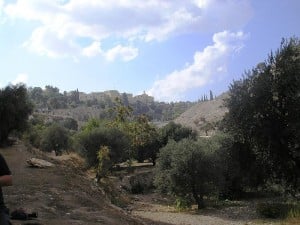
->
<box><xmin>96</xmin><ymin>146</ymin><xmax>111</xmax><ymax>178</ymax></box>
<box><xmin>175</xmin><ymin>196</ymin><xmax>192</xmax><ymax>211</ymax></box>
<box><xmin>256</xmin><ymin>202</ymin><xmax>300</xmax><ymax>219</ymax></box>
<box><xmin>130</xmin><ymin>181</ymin><xmax>144</xmax><ymax>194</ymax></box>
<box><xmin>40</xmin><ymin>123</ymin><xmax>70</xmax><ymax>155</ymax></box>
<box><xmin>61</xmin><ymin>118</ymin><xmax>78</xmax><ymax>131</ymax></box>
<box><xmin>76</xmin><ymin>126</ymin><xmax>130</xmax><ymax>167</ymax></box>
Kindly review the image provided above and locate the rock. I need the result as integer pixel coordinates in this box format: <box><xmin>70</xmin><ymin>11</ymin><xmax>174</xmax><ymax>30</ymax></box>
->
<box><xmin>26</xmin><ymin>158</ymin><xmax>54</xmax><ymax>168</ymax></box>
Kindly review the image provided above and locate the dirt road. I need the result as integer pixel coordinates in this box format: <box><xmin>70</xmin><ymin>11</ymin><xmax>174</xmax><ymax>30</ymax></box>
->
<box><xmin>130</xmin><ymin>194</ymin><xmax>260</xmax><ymax>225</ymax></box>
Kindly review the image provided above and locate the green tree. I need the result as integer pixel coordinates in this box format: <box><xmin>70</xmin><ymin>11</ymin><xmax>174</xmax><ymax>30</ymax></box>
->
<box><xmin>154</xmin><ymin>138</ymin><xmax>220</xmax><ymax>209</ymax></box>
<box><xmin>40</xmin><ymin>123</ymin><xmax>70</xmax><ymax>155</ymax></box>
<box><xmin>223</xmin><ymin>37</ymin><xmax>300</xmax><ymax>192</ymax></box>
<box><xmin>28</xmin><ymin>87</ymin><xmax>46</xmax><ymax>107</ymax></box>
<box><xmin>132</xmin><ymin>115</ymin><xmax>160</xmax><ymax>164</ymax></box>
<box><xmin>77</xmin><ymin>126</ymin><xmax>130</xmax><ymax>167</ymax></box>
<box><xmin>159</xmin><ymin>121</ymin><xmax>197</xmax><ymax>146</ymax></box>
<box><xmin>109</xmin><ymin>98</ymin><xmax>159</xmax><ymax>162</ymax></box>
<box><xmin>23</xmin><ymin>115</ymin><xmax>47</xmax><ymax>149</ymax></box>
<box><xmin>0</xmin><ymin>85</ymin><xmax>33</xmax><ymax>144</ymax></box>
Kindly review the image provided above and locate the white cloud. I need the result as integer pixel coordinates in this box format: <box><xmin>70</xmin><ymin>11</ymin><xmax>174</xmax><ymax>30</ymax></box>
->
<box><xmin>104</xmin><ymin>45</ymin><xmax>139</xmax><ymax>62</ymax></box>
<box><xmin>81</xmin><ymin>42</ymin><xmax>138</xmax><ymax>61</ymax></box>
<box><xmin>3</xmin><ymin>0</ymin><xmax>252</xmax><ymax>60</ymax></box>
<box><xmin>23</xmin><ymin>26</ymin><xmax>80</xmax><ymax>58</ymax></box>
<box><xmin>82</xmin><ymin>41</ymin><xmax>102</xmax><ymax>57</ymax></box>
<box><xmin>147</xmin><ymin>31</ymin><xmax>247</xmax><ymax>102</ymax></box>
<box><xmin>0</xmin><ymin>0</ymin><xmax>4</xmax><ymax>22</ymax></box>
<box><xmin>12</xmin><ymin>73</ymin><xmax>29</xmax><ymax>85</ymax></box>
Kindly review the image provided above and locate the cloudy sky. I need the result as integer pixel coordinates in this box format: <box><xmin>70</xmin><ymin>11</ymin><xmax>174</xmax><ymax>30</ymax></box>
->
<box><xmin>0</xmin><ymin>0</ymin><xmax>299</xmax><ymax>102</ymax></box>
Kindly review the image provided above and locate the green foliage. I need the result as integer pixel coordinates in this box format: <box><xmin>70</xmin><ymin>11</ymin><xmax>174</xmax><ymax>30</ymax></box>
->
<box><xmin>159</xmin><ymin>121</ymin><xmax>197</xmax><ymax>146</ymax></box>
<box><xmin>61</xmin><ymin>117</ymin><xmax>78</xmax><ymax>131</ymax></box>
<box><xmin>0</xmin><ymin>84</ymin><xmax>33</xmax><ymax>144</ymax></box>
<box><xmin>214</xmin><ymin>132</ymin><xmax>267</xmax><ymax>199</ymax></box>
<box><xmin>76</xmin><ymin>125</ymin><xmax>130</xmax><ymax>167</ymax></box>
<box><xmin>223</xmin><ymin>37</ymin><xmax>300</xmax><ymax>192</ymax></box>
<box><xmin>23</xmin><ymin>114</ymin><xmax>48</xmax><ymax>149</ymax></box>
<box><xmin>109</xmin><ymin>97</ymin><xmax>133</xmax><ymax>126</ymax></box>
<box><xmin>81</xmin><ymin>118</ymin><xmax>102</xmax><ymax>133</ymax></box>
<box><xmin>154</xmin><ymin>138</ymin><xmax>221</xmax><ymax>209</ymax></box>
<box><xmin>175</xmin><ymin>196</ymin><xmax>192</xmax><ymax>211</ymax></box>
<box><xmin>256</xmin><ymin>202</ymin><xmax>300</xmax><ymax>219</ymax></box>
<box><xmin>131</xmin><ymin>115</ymin><xmax>160</xmax><ymax>164</ymax></box>
<box><xmin>96</xmin><ymin>146</ymin><xmax>111</xmax><ymax>178</ymax></box>
<box><xmin>109</xmin><ymin>99</ymin><xmax>160</xmax><ymax>163</ymax></box>
<box><xmin>23</xmin><ymin>123</ymin><xmax>45</xmax><ymax>148</ymax></box>
<box><xmin>28</xmin><ymin>85</ymin><xmax>71</xmax><ymax>110</ymax></box>
<box><xmin>40</xmin><ymin>123</ymin><xmax>70</xmax><ymax>155</ymax></box>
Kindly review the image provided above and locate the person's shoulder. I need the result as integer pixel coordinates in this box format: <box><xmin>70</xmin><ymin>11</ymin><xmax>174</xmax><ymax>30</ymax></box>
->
<box><xmin>0</xmin><ymin>153</ymin><xmax>6</xmax><ymax>162</ymax></box>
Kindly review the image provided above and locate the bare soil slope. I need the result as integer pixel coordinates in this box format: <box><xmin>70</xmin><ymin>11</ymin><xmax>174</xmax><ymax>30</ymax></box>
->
<box><xmin>0</xmin><ymin>141</ymin><xmax>160</xmax><ymax>225</ymax></box>
<box><xmin>174</xmin><ymin>92</ymin><xmax>229</xmax><ymax>135</ymax></box>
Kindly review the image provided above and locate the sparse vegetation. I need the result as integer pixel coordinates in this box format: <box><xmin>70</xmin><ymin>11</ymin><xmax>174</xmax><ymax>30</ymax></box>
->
<box><xmin>256</xmin><ymin>202</ymin><xmax>300</xmax><ymax>219</ymax></box>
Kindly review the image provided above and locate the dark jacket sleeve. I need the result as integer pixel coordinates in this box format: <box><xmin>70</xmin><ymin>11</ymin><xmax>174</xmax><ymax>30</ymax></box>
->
<box><xmin>0</xmin><ymin>154</ymin><xmax>11</xmax><ymax>176</ymax></box>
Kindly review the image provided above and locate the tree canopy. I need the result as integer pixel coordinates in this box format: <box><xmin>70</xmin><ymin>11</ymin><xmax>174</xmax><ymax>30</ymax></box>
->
<box><xmin>0</xmin><ymin>84</ymin><xmax>33</xmax><ymax>144</ymax></box>
<box><xmin>154</xmin><ymin>138</ymin><xmax>220</xmax><ymax>209</ymax></box>
<box><xmin>223</xmin><ymin>37</ymin><xmax>300</xmax><ymax>192</ymax></box>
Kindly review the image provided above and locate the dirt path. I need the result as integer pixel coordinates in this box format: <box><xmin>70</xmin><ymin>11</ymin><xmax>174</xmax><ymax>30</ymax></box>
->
<box><xmin>0</xmin><ymin>142</ymin><xmax>160</xmax><ymax>225</ymax></box>
<box><xmin>129</xmin><ymin>193</ymin><xmax>282</xmax><ymax>225</ymax></box>
<box><xmin>130</xmin><ymin>196</ymin><xmax>251</xmax><ymax>225</ymax></box>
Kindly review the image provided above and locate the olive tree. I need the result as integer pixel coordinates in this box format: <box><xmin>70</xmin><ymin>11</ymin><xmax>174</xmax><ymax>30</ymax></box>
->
<box><xmin>223</xmin><ymin>38</ymin><xmax>300</xmax><ymax>192</ymax></box>
<box><xmin>154</xmin><ymin>138</ymin><xmax>221</xmax><ymax>209</ymax></box>
<box><xmin>0</xmin><ymin>84</ymin><xmax>33</xmax><ymax>145</ymax></box>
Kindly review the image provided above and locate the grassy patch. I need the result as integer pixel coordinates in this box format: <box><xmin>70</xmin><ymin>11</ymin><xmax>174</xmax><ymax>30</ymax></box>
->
<box><xmin>175</xmin><ymin>196</ymin><xmax>192</xmax><ymax>211</ymax></box>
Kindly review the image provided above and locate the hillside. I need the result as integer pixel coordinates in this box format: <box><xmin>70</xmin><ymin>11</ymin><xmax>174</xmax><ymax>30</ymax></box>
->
<box><xmin>29</xmin><ymin>86</ymin><xmax>196</xmax><ymax>123</ymax></box>
<box><xmin>0</xmin><ymin>141</ymin><xmax>164</xmax><ymax>225</ymax></box>
<box><xmin>174</xmin><ymin>92</ymin><xmax>229</xmax><ymax>135</ymax></box>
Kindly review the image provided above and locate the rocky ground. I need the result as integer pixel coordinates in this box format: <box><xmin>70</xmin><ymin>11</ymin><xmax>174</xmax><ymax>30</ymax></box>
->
<box><xmin>0</xmin><ymin>141</ymin><xmax>161</xmax><ymax>225</ymax></box>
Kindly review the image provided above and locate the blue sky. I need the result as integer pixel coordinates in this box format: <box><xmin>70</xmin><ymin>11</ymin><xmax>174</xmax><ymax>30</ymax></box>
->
<box><xmin>0</xmin><ymin>0</ymin><xmax>299</xmax><ymax>102</ymax></box>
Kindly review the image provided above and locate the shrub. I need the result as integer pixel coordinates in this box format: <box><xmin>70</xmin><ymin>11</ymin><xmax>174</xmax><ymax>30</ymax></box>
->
<box><xmin>130</xmin><ymin>181</ymin><xmax>144</xmax><ymax>194</ymax></box>
<box><xmin>40</xmin><ymin>123</ymin><xmax>70</xmax><ymax>155</ymax></box>
<box><xmin>61</xmin><ymin>118</ymin><xmax>78</xmax><ymax>131</ymax></box>
<box><xmin>175</xmin><ymin>196</ymin><xmax>192</xmax><ymax>211</ymax></box>
<box><xmin>77</xmin><ymin>126</ymin><xmax>130</xmax><ymax>167</ymax></box>
<box><xmin>23</xmin><ymin>124</ymin><xmax>45</xmax><ymax>148</ymax></box>
<box><xmin>96</xmin><ymin>146</ymin><xmax>111</xmax><ymax>178</ymax></box>
<box><xmin>256</xmin><ymin>202</ymin><xmax>300</xmax><ymax>219</ymax></box>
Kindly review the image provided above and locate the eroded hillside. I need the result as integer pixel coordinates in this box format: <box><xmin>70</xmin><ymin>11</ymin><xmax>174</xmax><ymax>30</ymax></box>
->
<box><xmin>174</xmin><ymin>93</ymin><xmax>229</xmax><ymax>135</ymax></box>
